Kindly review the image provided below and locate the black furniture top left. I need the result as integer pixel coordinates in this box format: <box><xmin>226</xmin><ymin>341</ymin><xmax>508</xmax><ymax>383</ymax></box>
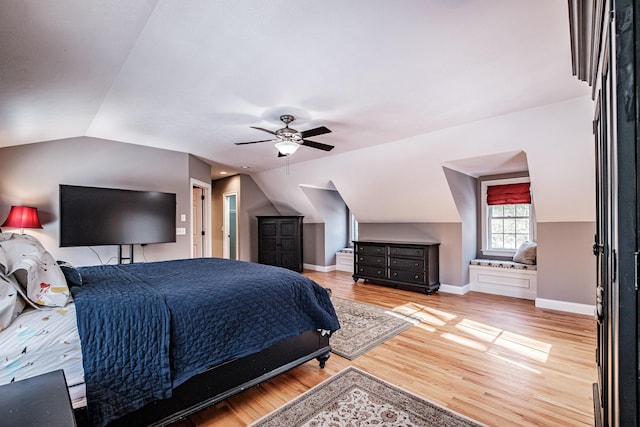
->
<box><xmin>0</xmin><ymin>369</ymin><xmax>76</xmax><ymax>427</ymax></box>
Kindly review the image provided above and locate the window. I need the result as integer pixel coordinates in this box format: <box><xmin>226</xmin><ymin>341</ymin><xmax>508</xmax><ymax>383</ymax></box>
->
<box><xmin>481</xmin><ymin>178</ymin><xmax>533</xmax><ymax>256</ymax></box>
<box><xmin>347</xmin><ymin>210</ymin><xmax>358</xmax><ymax>247</ymax></box>
<box><xmin>488</xmin><ymin>204</ymin><xmax>530</xmax><ymax>250</ymax></box>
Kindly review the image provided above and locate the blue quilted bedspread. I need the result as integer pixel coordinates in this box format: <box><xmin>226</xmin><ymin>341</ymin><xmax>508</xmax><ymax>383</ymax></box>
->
<box><xmin>71</xmin><ymin>258</ymin><xmax>340</xmax><ymax>426</ymax></box>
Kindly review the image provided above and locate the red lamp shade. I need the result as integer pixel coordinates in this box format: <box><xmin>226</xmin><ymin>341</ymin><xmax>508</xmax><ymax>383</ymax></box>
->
<box><xmin>1</xmin><ymin>206</ymin><xmax>43</xmax><ymax>230</ymax></box>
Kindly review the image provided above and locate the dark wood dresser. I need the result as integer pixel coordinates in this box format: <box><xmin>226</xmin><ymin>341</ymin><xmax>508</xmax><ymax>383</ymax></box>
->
<box><xmin>352</xmin><ymin>240</ymin><xmax>440</xmax><ymax>294</ymax></box>
<box><xmin>257</xmin><ymin>216</ymin><xmax>303</xmax><ymax>272</ymax></box>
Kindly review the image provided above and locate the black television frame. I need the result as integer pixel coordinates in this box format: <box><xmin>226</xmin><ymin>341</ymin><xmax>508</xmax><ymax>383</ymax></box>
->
<box><xmin>59</xmin><ymin>185</ymin><xmax>177</xmax><ymax>259</ymax></box>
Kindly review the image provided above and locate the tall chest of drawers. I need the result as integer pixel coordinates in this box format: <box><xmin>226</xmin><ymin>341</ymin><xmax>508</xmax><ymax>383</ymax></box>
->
<box><xmin>352</xmin><ymin>240</ymin><xmax>440</xmax><ymax>294</ymax></box>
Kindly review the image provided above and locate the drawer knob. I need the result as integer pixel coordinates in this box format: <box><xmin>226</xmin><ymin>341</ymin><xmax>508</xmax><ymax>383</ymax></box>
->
<box><xmin>393</xmin><ymin>272</ymin><xmax>398</xmax><ymax>277</ymax></box>
<box><xmin>414</xmin><ymin>275</ymin><xmax>419</xmax><ymax>279</ymax></box>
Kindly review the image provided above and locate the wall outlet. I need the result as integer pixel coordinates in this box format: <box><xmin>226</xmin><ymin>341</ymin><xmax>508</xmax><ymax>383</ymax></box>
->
<box><xmin>180</xmin><ymin>214</ymin><xmax>186</xmax><ymax>222</ymax></box>
<box><xmin>176</xmin><ymin>227</ymin><xmax>187</xmax><ymax>235</ymax></box>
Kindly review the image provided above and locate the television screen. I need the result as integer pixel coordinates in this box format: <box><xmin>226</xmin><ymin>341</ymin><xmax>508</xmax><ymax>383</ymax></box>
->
<box><xmin>59</xmin><ymin>184</ymin><xmax>176</xmax><ymax>247</ymax></box>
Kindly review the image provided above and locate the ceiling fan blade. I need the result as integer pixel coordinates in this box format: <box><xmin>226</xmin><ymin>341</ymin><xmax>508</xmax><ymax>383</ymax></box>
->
<box><xmin>234</xmin><ymin>138</ymin><xmax>276</xmax><ymax>145</ymax></box>
<box><xmin>300</xmin><ymin>126</ymin><xmax>331</xmax><ymax>139</ymax></box>
<box><xmin>278</xmin><ymin>151</ymin><xmax>286</xmax><ymax>158</ymax></box>
<box><xmin>301</xmin><ymin>140</ymin><xmax>334</xmax><ymax>151</ymax></box>
<box><xmin>250</xmin><ymin>126</ymin><xmax>277</xmax><ymax>135</ymax></box>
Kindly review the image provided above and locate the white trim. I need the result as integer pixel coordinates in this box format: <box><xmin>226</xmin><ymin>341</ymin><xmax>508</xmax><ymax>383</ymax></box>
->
<box><xmin>481</xmin><ymin>248</ymin><xmax>517</xmax><ymax>258</ymax></box>
<box><xmin>335</xmin><ymin>251</ymin><xmax>354</xmax><ymax>273</ymax></box>
<box><xmin>190</xmin><ymin>178</ymin><xmax>211</xmax><ymax>258</ymax></box>
<box><xmin>298</xmin><ymin>183</ymin><xmax>338</xmax><ymax>191</ymax></box>
<box><xmin>469</xmin><ymin>264</ymin><xmax>537</xmax><ymax>300</ymax></box>
<box><xmin>303</xmin><ymin>263</ymin><xmax>336</xmax><ymax>272</ymax></box>
<box><xmin>438</xmin><ymin>283</ymin><xmax>471</xmax><ymax>295</ymax></box>
<box><xmin>535</xmin><ymin>298</ymin><xmax>595</xmax><ymax>316</ymax></box>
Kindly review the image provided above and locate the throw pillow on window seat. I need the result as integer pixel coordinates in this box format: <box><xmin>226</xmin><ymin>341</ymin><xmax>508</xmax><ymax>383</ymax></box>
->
<box><xmin>513</xmin><ymin>241</ymin><xmax>537</xmax><ymax>265</ymax></box>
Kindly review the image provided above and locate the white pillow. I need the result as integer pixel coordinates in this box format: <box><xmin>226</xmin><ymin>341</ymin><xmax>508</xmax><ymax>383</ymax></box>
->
<box><xmin>513</xmin><ymin>241</ymin><xmax>537</xmax><ymax>265</ymax></box>
<box><xmin>0</xmin><ymin>273</ymin><xmax>26</xmax><ymax>330</ymax></box>
<box><xmin>0</xmin><ymin>244</ymin><xmax>7</xmax><ymax>274</ymax></box>
<box><xmin>1</xmin><ymin>233</ymin><xmax>71</xmax><ymax>307</ymax></box>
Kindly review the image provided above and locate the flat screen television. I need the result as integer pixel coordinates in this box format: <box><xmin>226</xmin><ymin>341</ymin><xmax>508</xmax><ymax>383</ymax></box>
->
<box><xmin>59</xmin><ymin>184</ymin><xmax>177</xmax><ymax>247</ymax></box>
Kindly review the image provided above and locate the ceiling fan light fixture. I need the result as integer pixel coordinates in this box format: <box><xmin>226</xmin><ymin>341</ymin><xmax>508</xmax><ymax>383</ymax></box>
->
<box><xmin>275</xmin><ymin>140</ymin><xmax>300</xmax><ymax>155</ymax></box>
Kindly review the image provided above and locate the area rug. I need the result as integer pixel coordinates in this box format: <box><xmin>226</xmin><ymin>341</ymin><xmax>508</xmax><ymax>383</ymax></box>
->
<box><xmin>249</xmin><ymin>367</ymin><xmax>486</xmax><ymax>427</ymax></box>
<box><xmin>329</xmin><ymin>297</ymin><xmax>414</xmax><ymax>360</ymax></box>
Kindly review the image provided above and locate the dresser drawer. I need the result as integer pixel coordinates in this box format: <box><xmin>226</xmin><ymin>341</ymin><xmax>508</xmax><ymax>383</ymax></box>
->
<box><xmin>390</xmin><ymin>269</ymin><xmax>425</xmax><ymax>284</ymax></box>
<box><xmin>357</xmin><ymin>254</ymin><xmax>386</xmax><ymax>266</ymax></box>
<box><xmin>356</xmin><ymin>265</ymin><xmax>386</xmax><ymax>278</ymax></box>
<box><xmin>389</xmin><ymin>257</ymin><xmax>424</xmax><ymax>270</ymax></box>
<box><xmin>389</xmin><ymin>246</ymin><xmax>424</xmax><ymax>257</ymax></box>
<box><xmin>356</xmin><ymin>244</ymin><xmax>386</xmax><ymax>255</ymax></box>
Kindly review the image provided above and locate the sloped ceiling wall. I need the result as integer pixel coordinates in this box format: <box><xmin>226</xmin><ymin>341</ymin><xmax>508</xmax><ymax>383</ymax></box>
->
<box><xmin>252</xmin><ymin>96</ymin><xmax>595</xmax><ymax>224</ymax></box>
<box><xmin>1</xmin><ymin>1</ymin><xmax>589</xmax><ymax>177</ymax></box>
<box><xmin>0</xmin><ymin>2</ymin><xmax>595</xmax><ymax>229</ymax></box>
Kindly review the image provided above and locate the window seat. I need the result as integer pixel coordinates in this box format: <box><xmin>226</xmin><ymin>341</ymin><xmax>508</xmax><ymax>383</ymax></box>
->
<box><xmin>469</xmin><ymin>259</ymin><xmax>537</xmax><ymax>300</ymax></box>
<box><xmin>469</xmin><ymin>259</ymin><xmax>537</xmax><ymax>271</ymax></box>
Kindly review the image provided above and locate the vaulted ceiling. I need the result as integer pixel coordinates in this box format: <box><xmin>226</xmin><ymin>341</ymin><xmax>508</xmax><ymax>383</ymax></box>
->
<box><xmin>0</xmin><ymin>1</ymin><xmax>593</xmax><ymax>223</ymax></box>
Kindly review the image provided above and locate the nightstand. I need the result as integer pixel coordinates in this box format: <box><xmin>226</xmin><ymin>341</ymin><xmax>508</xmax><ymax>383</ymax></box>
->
<box><xmin>0</xmin><ymin>369</ymin><xmax>76</xmax><ymax>426</ymax></box>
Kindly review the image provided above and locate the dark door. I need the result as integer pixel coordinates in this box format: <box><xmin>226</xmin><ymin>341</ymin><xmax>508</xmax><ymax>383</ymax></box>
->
<box><xmin>278</xmin><ymin>219</ymin><xmax>302</xmax><ymax>271</ymax></box>
<box><xmin>612</xmin><ymin>2</ymin><xmax>640</xmax><ymax>425</ymax></box>
<box><xmin>257</xmin><ymin>216</ymin><xmax>303</xmax><ymax>272</ymax></box>
<box><xmin>592</xmin><ymin>2</ymin><xmax>639</xmax><ymax>425</ymax></box>
<box><xmin>593</xmin><ymin>54</ymin><xmax>614</xmax><ymax>427</ymax></box>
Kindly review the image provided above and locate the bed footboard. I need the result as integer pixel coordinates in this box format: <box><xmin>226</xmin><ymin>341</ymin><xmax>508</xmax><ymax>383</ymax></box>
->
<box><xmin>77</xmin><ymin>330</ymin><xmax>330</xmax><ymax>427</ymax></box>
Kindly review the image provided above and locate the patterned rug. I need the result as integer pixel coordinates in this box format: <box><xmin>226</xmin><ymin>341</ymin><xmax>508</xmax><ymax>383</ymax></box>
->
<box><xmin>249</xmin><ymin>367</ymin><xmax>486</xmax><ymax>426</ymax></box>
<box><xmin>329</xmin><ymin>297</ymin><xmax>414</xmax><ymax>359</ymax></box>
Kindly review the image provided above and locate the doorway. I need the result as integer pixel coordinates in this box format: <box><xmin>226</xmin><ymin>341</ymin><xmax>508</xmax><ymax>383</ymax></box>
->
<box><xmin>191</xmin><ymin>179</ymin><xmax>211</xmax><ymax>258</ymax></box>
<box><xmin>223</xmin><ymin>192</ymin><xmax>238</xmax><ymax>260</ymax></box>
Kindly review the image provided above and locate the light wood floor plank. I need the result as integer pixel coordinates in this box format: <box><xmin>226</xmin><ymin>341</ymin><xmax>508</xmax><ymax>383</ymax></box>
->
<box><xmin>178</xmin><ymin>271</ymin><xmax>596</xmax><ymax>426</ymax></box>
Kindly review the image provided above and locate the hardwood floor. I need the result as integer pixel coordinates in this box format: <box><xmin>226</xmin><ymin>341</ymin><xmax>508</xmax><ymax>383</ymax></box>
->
<box><xmin>179</xmin><ymin>270</ymin><xmax>597</xmax><ymax>426</ymax></box>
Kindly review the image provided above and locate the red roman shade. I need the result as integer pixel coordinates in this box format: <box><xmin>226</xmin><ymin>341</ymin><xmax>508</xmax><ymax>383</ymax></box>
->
<box><xmin>487</xmin><ymin>182</ymin><xmax>531</xmax><ymax>205</ymax></box>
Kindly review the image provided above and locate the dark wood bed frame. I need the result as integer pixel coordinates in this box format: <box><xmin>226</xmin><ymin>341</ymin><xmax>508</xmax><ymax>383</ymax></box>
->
<box><xmin>74</xmin><ymin>330</ymin><xmax>331</xmax><ymax>426</ymax></box>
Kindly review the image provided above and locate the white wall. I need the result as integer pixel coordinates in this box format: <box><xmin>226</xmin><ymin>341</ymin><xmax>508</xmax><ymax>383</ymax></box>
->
<box><xmin>246</xmin><ymin>97</ymin><xmax>595</xmax><ymax>305</ymax></box>
<box><xmin>251</xmin><ymin>96</ymin><xmax>594</xmax><ymax>224</ymax></box>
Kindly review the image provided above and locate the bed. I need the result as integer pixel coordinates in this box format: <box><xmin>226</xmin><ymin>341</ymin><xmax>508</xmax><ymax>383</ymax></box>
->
<box><xmin>0</xmin><ymin>233</ymin><xmax>340</xmax><ymax>426</ymax></box>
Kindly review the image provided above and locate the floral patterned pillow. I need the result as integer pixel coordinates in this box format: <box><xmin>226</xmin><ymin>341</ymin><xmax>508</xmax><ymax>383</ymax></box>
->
<box><xmin>0</xmin><ymin>233</ymin><xmax>71</xmax><ymax>307</ymax></box>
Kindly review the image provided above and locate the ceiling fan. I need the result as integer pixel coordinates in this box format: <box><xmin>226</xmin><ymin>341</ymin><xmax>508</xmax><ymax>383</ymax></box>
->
<box><xmin>235</xmin><ymin>115</ymin><xmax>334</xmax><ymax>157</ymax></box>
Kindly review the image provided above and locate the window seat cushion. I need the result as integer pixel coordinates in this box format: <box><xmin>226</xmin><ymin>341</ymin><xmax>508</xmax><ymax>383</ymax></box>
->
<box><xmin>470</xmin><ymin>259</ymin><xmax>537</xmax><ymax>271</ymax></box>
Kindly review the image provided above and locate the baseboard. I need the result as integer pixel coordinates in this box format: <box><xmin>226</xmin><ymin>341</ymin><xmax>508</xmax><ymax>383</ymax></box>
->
<box><xmin>438</xmin><ymin>283</ymin><xmax>471</xmax><ymax>295</ymax></box>
<box><xmin>535</xmin><ymin>298</ymin><xmax>595</xmax><ymax>316</ymax></box>
<box><xmin>303</xmin><ymin>263</ymin><xmax>336</xmax><ymax>273</ymax></box>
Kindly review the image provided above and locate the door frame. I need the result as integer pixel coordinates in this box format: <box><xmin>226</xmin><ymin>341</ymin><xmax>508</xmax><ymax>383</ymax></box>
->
<box><xmin>223</xmin><ymin>192</ymin><xmax>239</xmax><ymax>260</ymax></box>
<box><xmin>190</xmin><ymin>178</ymin><xmax>212</xmax><ymax>258</ymax></box>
